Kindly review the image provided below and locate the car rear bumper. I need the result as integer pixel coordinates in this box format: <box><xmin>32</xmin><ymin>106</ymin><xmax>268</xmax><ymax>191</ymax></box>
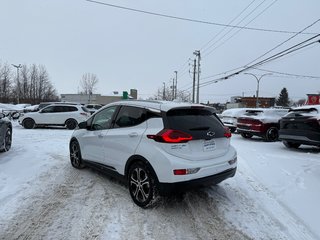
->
<box><xmin>237</xmin><ymin>128</ymin><xmax>264</xmax><ymax>137</ymax></box>
<box><xmin>279</xmin><ymin>132</ymin><xmax>320</xmax><ymax>146</ymax></box>
<box><xmin>157</xmin><ymin>167</ymin><xmax>236</xmax><ymax>195</ymax></box>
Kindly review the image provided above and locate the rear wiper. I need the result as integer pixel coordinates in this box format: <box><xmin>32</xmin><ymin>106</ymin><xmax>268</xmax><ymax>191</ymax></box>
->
<box><xmin>189</xmin><ymin>126</ymin><xmax>210</xmax><ymax>131</ymax></box>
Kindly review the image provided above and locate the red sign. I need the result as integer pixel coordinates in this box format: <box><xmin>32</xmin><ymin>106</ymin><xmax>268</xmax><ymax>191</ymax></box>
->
<box><xmin>307</xmin><ymin>95</ymin><xmax>320</xmax><ymax>105</ymax></box>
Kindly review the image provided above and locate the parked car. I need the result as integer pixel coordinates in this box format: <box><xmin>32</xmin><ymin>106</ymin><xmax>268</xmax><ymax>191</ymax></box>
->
<box><xmin>0</xmin><ymin>113</ymin><xmax>12</xmax><ymax>152</ymax></box>
<box><xmin>279</xmin><ymin>105</ymin><xmax>320</xmax><ymax>149</ymax></box>
<box><xmin>84</xmin><ymin>104</ymin><xmax>103</xmax><ymax>114</ymax></box>
<box><xmin>19</xmin><ymin>104</ymin><xmax>90</xmax><ymax>129</ymax></box>
<box><xmin>221</xmin><ymin>108</ymin><xmax>251</xmax><ymax>133</ymax></box>
<box><xmin>69</xmin><ymin>100</ymin><xmax>237</xmax><ymax>207</ymax></box>
<box><xmin>237</xmin><ymin>108</ymin><xmax>288</xmax><ymax>141</ymax></box>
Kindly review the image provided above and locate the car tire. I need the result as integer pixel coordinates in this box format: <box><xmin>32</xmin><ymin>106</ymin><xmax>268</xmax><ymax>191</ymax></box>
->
<box><xmin>128</xmin><ymin>162</ymin><xmax>159</xmax><ymax>208</ymax></box>
<box><xmin>23</xmin><ymin>118</ymin><xmax>35</xmax><ymax>129</ymax></box>
<box><xmin>241</xmin><ymin>133</ymin><xmax>253</xmax><ymax>139</ymax></box>
<box><xmin>70</xmin><ymin>140</ymin><xmax>85</xmax><ymax>169</ymax></box>
<box><xmin>283</xmin><ymin>141</ymin><xmax>301</xmax><ymax>149</ymax></box>
<box><xmin>230</xmin><ymin>127</ymin><xmax>236</xmax><ymax>133</ymax></box>
<box><xmin>66</xmin><ymin>119</ymin><xmax>78</xmax><ymax>130</ymax></box>
<box><xmin>265</xmin><ymin>127</ymin><xmax>278</xmax><ymax>142</ymax></box>
<box><xmin>1</xmin><ymin>128</ymin><xmax>12</xmax><ymax>152</ymax></box>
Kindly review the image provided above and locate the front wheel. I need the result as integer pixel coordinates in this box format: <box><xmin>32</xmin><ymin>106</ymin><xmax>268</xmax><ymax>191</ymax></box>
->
<box><xmin>70</xmin><ymin>140</ymin><xmax>85</xmax><ymax>169</ymax></box>
<box><xmin>128</xmin><ymin>162</ymin><xmax>159</xmax><ymax>208</ymax></box>
<box><xmin>283</xmin><ymin>141</ymin><xmax>301</xmax><ymax>149</ymax></box>
<box><xmin>265</xmin><ymin>127</ymin><xmax>279</xmax><ymax>142</ymax></box>
<box><xmin>23</xmin><ymin>118</ymin><xmax>35</xmax><ymax>129</ymax></box>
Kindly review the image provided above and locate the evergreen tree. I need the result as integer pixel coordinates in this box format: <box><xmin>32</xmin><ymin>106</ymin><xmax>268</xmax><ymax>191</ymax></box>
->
<box><xmin>276</xmin><ymin>87</ymin><xmax>289</xmax><ymax>107</ymax></box>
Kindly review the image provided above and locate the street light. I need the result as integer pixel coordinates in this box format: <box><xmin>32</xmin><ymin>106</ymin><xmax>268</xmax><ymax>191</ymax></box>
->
<box><xmin>12</xmin><ymin>64</ymin><xmax>22</xmax><ymax>104</ymax></box>
<box><xmin>244</xmin><ymin>73</ymin><xmax>272</xmax><ymax>107</ymax></box>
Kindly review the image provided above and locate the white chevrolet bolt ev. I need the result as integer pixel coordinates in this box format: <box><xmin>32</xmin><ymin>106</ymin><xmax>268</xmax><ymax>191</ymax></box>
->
<box><xmin>70</xmin><ymin>100</ymin><xmax>237</xmax><ymax>207</ymax></box>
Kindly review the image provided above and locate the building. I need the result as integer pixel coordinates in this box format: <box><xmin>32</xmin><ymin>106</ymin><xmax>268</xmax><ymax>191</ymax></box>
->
<box><xmin>61</xmin><ymin>89</ymin><xmax>138</xmax><ymax>105</ymax></box>
<box><xmin>226</xmin><ymin>96</ymin><xmax>275</xmax><ymax>109</ymax></box>
<box><xmin>306</xmin><ymin>94</ymin><xmax>320</xmax><ymax>105</ymax></box>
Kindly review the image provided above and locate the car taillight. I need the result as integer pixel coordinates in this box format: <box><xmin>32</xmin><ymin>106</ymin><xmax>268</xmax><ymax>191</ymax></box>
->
<box><xmin>224</xmin><ymin>127</ymin><xmax>232</xmax><ymax>138</ymax></box>
<box><xmin>147</xmin><ymin>129</ymin><xmax>193</xmax><ymax>143</ymax></box>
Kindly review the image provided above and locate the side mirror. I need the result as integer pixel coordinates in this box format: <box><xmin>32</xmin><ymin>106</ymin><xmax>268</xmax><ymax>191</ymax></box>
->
<box><xmin>78</xmin><ymin>121</ymin><xmax>87</xmax><ymax>129</ymax></box>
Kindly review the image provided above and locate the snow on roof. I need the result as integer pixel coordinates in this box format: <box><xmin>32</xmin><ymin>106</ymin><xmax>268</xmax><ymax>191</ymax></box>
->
<box><xmin>290</xmin><ymin>104</ymin><xmax>320</xmax><ymax>112</ymax></box>
<box><xmin>222</xmin><ymin>108</ymin><xmax>253</xmax><ymax>117</ymax></box>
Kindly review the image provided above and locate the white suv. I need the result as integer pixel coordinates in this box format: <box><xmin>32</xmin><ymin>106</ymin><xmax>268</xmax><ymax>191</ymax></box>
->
<box><xmin>69</xmin><ymin>100</ymin><xmax>237</xmax><ymax>207</ymax></box>
<box><xmin>19</xmin><ymin>104</ymin><xmax>90</xmax><ymax>129</ymax></box>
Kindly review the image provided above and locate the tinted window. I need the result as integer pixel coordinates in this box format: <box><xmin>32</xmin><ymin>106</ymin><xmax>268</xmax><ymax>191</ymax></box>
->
<box><xmin>41</xmin><ymin>106</ymin><xmax>55</xmax><ymax>113</ymax></box>
<box><xmin>114</xmin><ymin>106</ymin><xmax>146</xmax><ymax>128</ymax></box>
<box><xmin>91</xmin><ymin>106</ymin><xmax>117</xmax><ymax>130</ymax></box>
<box><xmin>67</xmin><ymin>106</ymin><xmax>78</xmax><ymax>112</ymax></box>
<box><xmin>165</xmin><ymin>108</ymin><xmax>224</xmax><ymax>139</ymax></box>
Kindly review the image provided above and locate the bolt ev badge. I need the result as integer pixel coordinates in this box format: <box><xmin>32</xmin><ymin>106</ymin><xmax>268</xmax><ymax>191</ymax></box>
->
<box><xmin>207</xmin><ymin>131</ymin><xmax>215</xmax><ymax>137</ymax></box>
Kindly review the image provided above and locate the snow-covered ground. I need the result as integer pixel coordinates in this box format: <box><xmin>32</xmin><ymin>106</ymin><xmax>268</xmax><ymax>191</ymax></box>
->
<box><xmin>0</xmin><ymin>121</ymin><xmax>319</xmax><ymax>240</ymax></box>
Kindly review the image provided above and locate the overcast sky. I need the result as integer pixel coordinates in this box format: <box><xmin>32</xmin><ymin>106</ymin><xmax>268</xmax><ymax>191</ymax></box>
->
<box><xmin>1</xmin><ymin>0</ymin><xmax>319</xmax><ymax>103</ymax></box>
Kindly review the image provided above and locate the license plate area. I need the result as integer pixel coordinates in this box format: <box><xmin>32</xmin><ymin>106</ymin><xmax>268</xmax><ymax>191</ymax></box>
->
<box><xmin>203</xmin><ymin>139</ymin><xmax>216</xmax><ymax>152</ymax></box>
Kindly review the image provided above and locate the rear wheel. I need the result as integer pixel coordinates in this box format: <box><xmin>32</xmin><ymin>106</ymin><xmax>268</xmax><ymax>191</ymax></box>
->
<box><xmin>66</xmin><ymin>119</ymin><xmax>78</xmax><ymax>130</ymax></box>
<box><xmin>128</xmin><ymin>162</ymin><xmax>159</xmax><ymax>208</ymax></box>
<box><xmin>241</xmin><ymin>133</ymin><xmax>253</xmax><ymax>139</ymax></box>
<box><xmin>1</xmin><ymin>128</ymin><xmax>12</xmax><ymax>152</ymax></box>
<box><xmin>283</xmin><ymin>141</ymin><xmax>301</xmax><ymax>149</ymax></box>
<box><xmin>70</xmin><ymin>140</ymin><xmax>85</xmax><ymax>169</ymax></box>
<box><xmin>265</xmin><ymin>127</ymin><xmax>278</xmax><ymax>142</ymax></box>
<box><xmin>23</xmin><ymin>118</ymin><xmax>35</xmax><ymax>129</ymax></box>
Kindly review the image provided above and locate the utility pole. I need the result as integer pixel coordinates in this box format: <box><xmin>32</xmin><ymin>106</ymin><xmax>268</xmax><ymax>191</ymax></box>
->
<box><xmin>244</xmin><ymin>73</ymin><xmax>272</xmax><ymax>107</ymax></box>
<box><xmin>171</xmin><ymin>78</ymin><xmax>175</xmax><ymax>101</ymax></box>
<box><xmin>163</xmin><ymin>82</ymin><xmax>166</xmax><ymax>100</ymax></box>
<box><xmin>192</xmin><ymin>58</ymin><xmax>196</xmax><ymax>103</ymax></box>
<box><xmin>193</xmin><ymin>50</ymin><xmax>201</xmax><ymax>103</ymax></box>
<box><xmin>12</xmin><ymin>64</ymin><xmax>22</xmax><ymax>104</ymax></box>
<box><xmin>174</xmin><ymin>70</ymin><xmax>178</xmax><ymax>99</ymax></box>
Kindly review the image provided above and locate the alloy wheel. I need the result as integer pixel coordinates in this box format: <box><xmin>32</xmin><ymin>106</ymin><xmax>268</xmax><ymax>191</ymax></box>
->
<box><xmin>130</xmin><ymin>167</ymin><xmax>151</xmax><ymax>204</ymax></box>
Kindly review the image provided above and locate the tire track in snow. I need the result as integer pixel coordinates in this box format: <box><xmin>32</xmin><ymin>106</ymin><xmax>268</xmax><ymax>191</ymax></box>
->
<box><xmin>0</xmin><ymin>158</ymin><xmax>81</xmax><ymax>240</ymax></box>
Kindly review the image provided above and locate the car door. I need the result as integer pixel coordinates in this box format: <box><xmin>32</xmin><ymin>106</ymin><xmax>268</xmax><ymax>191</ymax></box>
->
<box><xmin>102</xmin><ymin>106</ymin><xmax>147</xmax><ymax>174</ymax></box>
<box><xmin>80</xmin><ymin>105</ymin><xmax>118</xmax><ymax>164</ymax></box>
<box><xmin>36</xmin><ymin>105</ymin><xmax>57</xmax><ymax>124</ymax></box>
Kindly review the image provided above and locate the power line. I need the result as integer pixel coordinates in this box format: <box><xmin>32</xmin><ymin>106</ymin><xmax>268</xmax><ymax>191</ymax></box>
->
<box><xmin>203</xmin><ymin>0</ymin><xmax>278</xmax><ymax>58</ymax></box>
<box><xmin>195</xmin><ymin>35</ymin><xmax>320</xmax><ymax>88</ymax></box>
<box><xmin>245</xmin><ymin>18</ymin><xmax>320</xmax><ymax>66</ymax></box>
<box><xmin>85</xmin><ymin>0</ymin><xmax>318</xmax><ymax>35</ymax></box>
<box><xmin>200</xmin><ymin>0</ymin><xmax>257</xmax><ymax>51</ymax></box>
<box><xmin>253</xmin><ymin>68</ymin><xmax>320</xmax><ymax>79</ymax></box>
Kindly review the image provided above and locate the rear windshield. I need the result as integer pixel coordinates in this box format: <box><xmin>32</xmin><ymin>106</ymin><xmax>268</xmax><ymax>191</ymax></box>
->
<box><xmin>165</xmin><ymin>108</ymin><xmax>225</xmax><ymax>139</ymax></box>
<box><xmin>286</xmin><ymin>108</ymin><xmax>319</xmax><ymax>117</ymax></box>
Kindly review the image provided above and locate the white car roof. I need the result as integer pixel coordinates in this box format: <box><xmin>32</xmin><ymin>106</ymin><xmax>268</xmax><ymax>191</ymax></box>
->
<box><xmin>104</xmin><ymin>100</ymin><xmax>211</xmax><ymax>112</ymax></box>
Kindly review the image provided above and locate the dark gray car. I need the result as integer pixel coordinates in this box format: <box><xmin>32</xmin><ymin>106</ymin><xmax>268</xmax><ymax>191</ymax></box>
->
<box><xmin>0</xmin><ymin>113</ymin><xmax>12</xmax><ymax>152</ymax></box>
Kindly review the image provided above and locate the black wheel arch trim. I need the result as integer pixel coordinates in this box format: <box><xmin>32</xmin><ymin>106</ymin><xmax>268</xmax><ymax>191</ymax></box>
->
<box><xmin>125</xmin><ymin>155</ymin><xmax>159</xmax><ymax>183</ymax></box>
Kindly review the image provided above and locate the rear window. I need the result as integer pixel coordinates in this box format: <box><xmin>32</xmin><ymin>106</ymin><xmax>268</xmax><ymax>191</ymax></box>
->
<box><xmin>165</xmin><ymin>108</ymin><xmax>224</xmax><ymax>139</ymax></box>
<box><xmin>287</xmin><ymin>108</ymin><xmax>318</xmax><ymax>117</ymax></box>
<box><xmin>244</xmin><ymin>110</ymin><xmax>263</xmax><ymax>116</ymax></box>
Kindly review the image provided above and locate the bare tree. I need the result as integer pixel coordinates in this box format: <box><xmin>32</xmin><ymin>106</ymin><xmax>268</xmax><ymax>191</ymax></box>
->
<box><xmin>80</xmin><ymin>73</ymin><xmax>99</xmax><ymax>95</ymax></box>
<box><xmin>0</xmin><ymin>62</ymin><xmax>13</xmax><ymax>103</ymax></box>
<box><xmin>151</xmin><ymin>86</ymin><xmax>190</xmax><ymax>102</ymax></box>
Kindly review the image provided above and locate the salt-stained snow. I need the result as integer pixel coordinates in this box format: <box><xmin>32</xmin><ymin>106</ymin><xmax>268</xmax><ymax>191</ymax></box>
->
<box><xmin>0</xmin><ymin>121</ymin><xmax>319</xmax><ymax>239</ymax></box>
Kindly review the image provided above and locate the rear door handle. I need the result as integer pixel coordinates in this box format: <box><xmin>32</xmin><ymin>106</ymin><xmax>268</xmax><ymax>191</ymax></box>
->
<box><xmin>129</xmin><ymin>132</ymin><xmax>138</xmax><ymax>137</ymax></box>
